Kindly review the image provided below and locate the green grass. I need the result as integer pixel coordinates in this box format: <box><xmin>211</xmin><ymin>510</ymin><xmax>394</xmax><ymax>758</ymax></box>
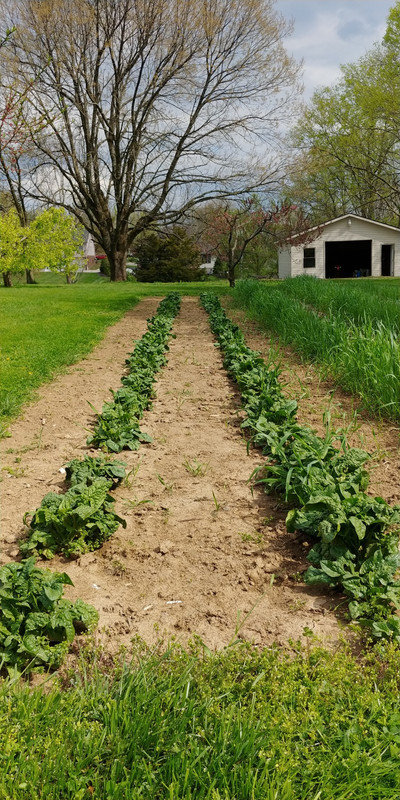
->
<box><xmin>275</xmin><ymin>275</ymin><xmax>400</xmax><ymax>332</ymax></box>
<box><xmin>232</xmin><ymin>278</ymin><xmax>400</xmax><ymax>420</ymax></box>
<box><xmin>0</xmin><ymin>279</ymin><xmax>229</xmax><ymax>431</ymax></box>
<box><xmin>2</xmin><ymin>639</ymin><xmax>400</xmax><ymax>798</ymax></box>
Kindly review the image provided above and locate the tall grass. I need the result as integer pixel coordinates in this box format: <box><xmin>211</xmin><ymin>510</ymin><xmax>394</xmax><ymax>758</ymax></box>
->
<box><xmin>276</xmin><ymin>275</ymin><xmax>400</xmax><ymax>332</ymax></box>
<box><xmin>2</xmin><ymin>639</ymin><xmax>400</xmax><ymax>798</ymax></box>
<box><xmin>233</xmin><ymin>278</ymin><xmax>400</xmax><ymax>419</ymax></box>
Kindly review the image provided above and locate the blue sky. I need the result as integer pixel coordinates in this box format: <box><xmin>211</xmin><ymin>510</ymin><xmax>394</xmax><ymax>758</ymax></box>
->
<box><xmin>276</xmin><ymin>0</ymin><xmax>395</xmax><ymax>98</ymax></box>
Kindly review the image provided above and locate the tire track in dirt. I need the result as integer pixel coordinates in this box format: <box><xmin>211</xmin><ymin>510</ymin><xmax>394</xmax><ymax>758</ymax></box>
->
<box><xmin>1</xmin><ymin>296</ymin><xmax>343</xmax><ymax>652</ymax></box>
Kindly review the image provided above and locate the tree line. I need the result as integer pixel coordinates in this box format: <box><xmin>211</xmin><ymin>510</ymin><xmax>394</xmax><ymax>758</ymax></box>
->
<box><xmin>286</xmin><ymin>3</ymin><xmax>400</xmax><ymax>226</ymax></box>
<box><xmin>0</xmin><ymin>0</ymin><xmax>303</xmax><ymax>284</ymax></box>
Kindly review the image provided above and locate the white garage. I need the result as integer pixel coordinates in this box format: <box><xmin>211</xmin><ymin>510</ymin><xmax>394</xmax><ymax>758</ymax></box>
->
<box><xmin>278</xmin><ymin>214</ymin><xmax>400</xmax><ymax>280</ymax></box>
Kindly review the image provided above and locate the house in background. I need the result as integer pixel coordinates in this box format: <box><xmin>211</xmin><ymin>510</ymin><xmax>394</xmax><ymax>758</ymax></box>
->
<box><xmin>83</xmin><ymin>232</ymin><xmax>97</xmax><ymax>269</ymax></box>
<box><xmin>279</xmin><ymin>214</ymin><xmax>400</xmax><ymax>280</ymax></box>
<box><xmin>199</xmin><ymin>252</ymin><xmax>216</xmax><ymax>275</ymax></box>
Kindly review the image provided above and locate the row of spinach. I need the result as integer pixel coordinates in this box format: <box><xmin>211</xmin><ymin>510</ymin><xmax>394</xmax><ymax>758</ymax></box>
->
<box><xmin>88</xmin><ymin>292</ymin><xmax>181</xmax><ymax>452</ymax></box>
<box><xmin>3</xmin><ymin>294</ymin><xmax>181</xmax><ymax>673</ymax></box>
<box><xmin>21</xmin><ymin>293</ymin><xmax>181</xmax><ymax>560</ymax></box>
<box><xmin>201</xmin><ymin>293</ymin><xmax>400</xmax><ymax>643</ymax></box>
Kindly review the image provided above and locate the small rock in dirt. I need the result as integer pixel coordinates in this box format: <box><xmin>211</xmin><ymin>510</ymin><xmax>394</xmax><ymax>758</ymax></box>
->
<box><xmin>156</xmin><ymin>540</ymin><xmax>175</xmax><ymax>555</ymax></box>
<box><xmin>8</xmin><ymin>549</ymin><xmax>19</xmax><ymax>559</ymax></box>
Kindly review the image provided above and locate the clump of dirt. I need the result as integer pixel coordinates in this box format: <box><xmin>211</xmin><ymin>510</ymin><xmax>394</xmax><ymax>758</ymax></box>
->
<box><xmin>1</xmin><ymin>297</ymin><xmax>350</xmax><ymax>654</ymax></box>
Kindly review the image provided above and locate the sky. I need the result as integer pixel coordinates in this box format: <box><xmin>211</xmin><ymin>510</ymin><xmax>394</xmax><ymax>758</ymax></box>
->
<box><xmin>276</xmin><ymin>0</ymin><xmax>395</xmax><ymax>99</ymax></box>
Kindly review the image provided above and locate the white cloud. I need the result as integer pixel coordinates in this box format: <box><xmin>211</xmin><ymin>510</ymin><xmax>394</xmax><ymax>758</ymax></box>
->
<box><xmin>276</xmin><ymin>0</ymin><xmax>394</xmax><ymax>98</ymax></box>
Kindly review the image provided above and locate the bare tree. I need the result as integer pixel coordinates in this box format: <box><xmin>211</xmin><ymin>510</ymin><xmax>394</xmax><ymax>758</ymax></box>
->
<box><xmin>194</xmin><ymin>196</ymin><xmax>316</xmax><ymax>286</ymax></box>
<box><xmin>3</xmin><ymin>0</ymin><xmax>301</xmax><ymax>280</ymax></box>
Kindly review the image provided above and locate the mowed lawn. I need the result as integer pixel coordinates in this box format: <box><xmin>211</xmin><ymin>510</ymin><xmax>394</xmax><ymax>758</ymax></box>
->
<box><xmin>0</xmin><ymin>277</ymin><xmax>228</xmax><ymax>431</ymax></box>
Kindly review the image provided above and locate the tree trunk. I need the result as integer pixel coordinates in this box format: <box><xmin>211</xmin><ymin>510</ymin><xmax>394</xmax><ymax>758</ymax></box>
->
<box><xmin>2</xmin><ymin>272</ymin><xmax>12</xmax><ymax>287</ymax></box>
<box><xmin>109</xmin><ymin>249</ymin><xmax>127</xmax><ymax>282</ymax></box>
<box><xmin>228</xmin><ymin>263</ymin><xmax>236</xmax><ymax>288</ymax></box>
<box><xmin>66</xmin><ymin>274</ymin><xmax>72</xmax><ymax>284</ymax></box>
<box><xmin>25</xmin><ymin>269</ymin><xmax>35</xmax><ymax>284</ymax></box>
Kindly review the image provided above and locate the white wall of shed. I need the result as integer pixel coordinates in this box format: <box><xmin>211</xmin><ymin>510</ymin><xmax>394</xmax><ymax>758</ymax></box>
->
<box><xmin>278</xmin><ymin>247</ymin><xmax>291</xmax><ymax>279</ymax></box>
<box><xmin>288</xmin><ymin>217</ymin><xmax>400</xmax><ymax>278</ymax></box>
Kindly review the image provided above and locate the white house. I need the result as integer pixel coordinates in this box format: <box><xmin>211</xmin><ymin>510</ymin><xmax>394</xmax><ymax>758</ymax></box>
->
<box><xmin>199</xmin><ymin>254</ymin><xmax>216</xmax><ymax>275</ymax></box>
<box><xmin>279</xmin><ymin>214</ymin><xmax>400</xmax><ymax>280</ymax></box>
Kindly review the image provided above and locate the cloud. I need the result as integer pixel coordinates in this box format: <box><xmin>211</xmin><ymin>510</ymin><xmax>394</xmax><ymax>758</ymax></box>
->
<box><xmin>276</xmin><ymin>0</ymin><xmax>393</xmax><ymax>98</ymax></box>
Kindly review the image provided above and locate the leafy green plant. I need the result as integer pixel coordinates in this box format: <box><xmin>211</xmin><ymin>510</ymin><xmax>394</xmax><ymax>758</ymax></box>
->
<box><xmin>0</xmin><ymin>558</ymin><xmax>98</xmax><ymax>673</ymax></box>
<box><xmin>64</xmin><ymin>455</ymin><xmax>127</xmax><ymax>487</ymax></box>
<box><xmin>201</xmin><ymin>292</ymin><xmax>400</xmax><ymax>643</ymax></box>
<box><xmin>20</xmin><ymin>478</ymin><xmax>126</xmax><ymax>559</ymax></box>
<box><xmin>88</xmin><ymin>293</ymin><xmax>181</xmax><ymax>452</ymax></box>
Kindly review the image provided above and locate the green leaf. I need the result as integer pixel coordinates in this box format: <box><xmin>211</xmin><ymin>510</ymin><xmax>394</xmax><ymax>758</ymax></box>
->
<box><xmin>349</xmin><ymin>516</ymin><xmax>366</xmax><ymax>541</ymax></box>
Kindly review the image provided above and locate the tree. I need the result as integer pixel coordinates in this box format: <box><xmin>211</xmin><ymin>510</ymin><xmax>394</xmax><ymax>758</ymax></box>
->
<box><xmin>286</xmin><ymin>9</ymin><xmax>400</xmax><ymax>224</ymax></box>
<box><xmin>135</xmin><ymin>226</ymin><xmax>203</xmax><ymax>282</ymax></box>
<box><xmin>196</xmin><ymin>196</ymin><xmax>312</xmax><ymax>287</ymax></box>
<box><xmin>20</xmin><ymin>208</ymin><xmax>85</xmax><ymax>283</ymax></box>
<box><xmin>0</xmin><ymin>207</ymin><xmax>23</xmax><ymax>285</ymax></box>
<box><xmin>2</xmin><ymin>0</ymin><xmax>300</xmax><ymax>280</ymax></box>
<box><xmin>1</xmin><ymin>207</ymin><xmax>85</xmax><ymax>285</ymax></box>
<box><xmin>0</xmin><ymin>24</ymin><xmax>46</xmax><ymax>283</ymax></box>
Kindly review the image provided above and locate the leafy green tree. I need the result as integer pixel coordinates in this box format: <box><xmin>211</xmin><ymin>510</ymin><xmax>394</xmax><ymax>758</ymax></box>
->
<box><xmin>135</xmin><ymin>227</ymin><xmax>203</xmax><ymax>282</ymax></box>
<box><xmin>0</xmin><ymin>207</ymin><xmax>23</xmax><ymax>285</ymax></box>
<box><xmin>1</xmin><ymin>207</ymin><xmax>85</xmax><ymax>286</ymax></box>
<box><xmin>287</xmin><ymin>11</ymin><xmax>400</xmax><ymax>223</ymax></box>
<box><xmin>19</xmin><ymin>208</ymin><xmax>85</xmax><ymax>283</ymax></box>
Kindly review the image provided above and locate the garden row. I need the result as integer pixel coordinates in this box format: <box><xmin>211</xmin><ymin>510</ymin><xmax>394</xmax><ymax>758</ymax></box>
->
<box><xmin>201</xmin><ymin>293</ymin><xmax>400</xmax><ymax>643</ymax></box>
<box><xmin>0</xmin><ymin>294</ymin><xmax>181</xmax><ymax>673</ymax></box>
<box><xmin>233</xmin><ymin>277</ymin><xmax>400</xmax><ymax>420</ymax></box>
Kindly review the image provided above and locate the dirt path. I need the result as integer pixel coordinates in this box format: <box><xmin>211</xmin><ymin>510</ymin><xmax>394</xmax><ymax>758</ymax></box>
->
<box><xmin>225</xmin><ymin>300</ymin><xmax>400</xmax><ymax>506</ymax></box>
<box><xmin>1</xmin><ymin>296</ymin><xmax>343</xmax><ymax>652</ymax></box>
<box><xmin>0</xmin><ymin>297</ymin><xmax>161</xmax><ymax>554</ymax></box>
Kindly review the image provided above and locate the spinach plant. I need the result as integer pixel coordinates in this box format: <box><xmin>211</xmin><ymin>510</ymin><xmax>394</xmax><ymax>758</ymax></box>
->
<box><xmin>65</xmin><ymin>455</ymin><xmax>127</xmax><ymax>487</ymax></box>
<box><xmin>201</xmin><ymin>293</ymin><xmax>400</xmax><ymax>643</ymax></box>
<box><xmin>20</xmin><ymin>478</ymin><xmax>126</xmax><ymax>559</ymax></box>
<box><xmin>0</xmin><ymin>558</ymin><xmax>98</xmax><ymax>673</ymax></box>
<box><xmin>88</xmin><ymin>293</ymin><xmax>181</xmax><ymax>452</ymax></box>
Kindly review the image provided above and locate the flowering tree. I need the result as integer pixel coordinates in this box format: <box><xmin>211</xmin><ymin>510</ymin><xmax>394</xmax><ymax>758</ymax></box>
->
<box><xmin>0</xmin><ymin>86</ymin><xmax>47</xmax><ymax>283</ymax></box>
<box><xmin>200</xmin><ymin>197</ymin><xmax>314</xmax><ymax>287</ymax></box>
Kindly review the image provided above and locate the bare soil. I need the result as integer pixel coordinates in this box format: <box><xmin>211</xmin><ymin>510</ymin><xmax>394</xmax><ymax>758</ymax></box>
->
<box><xmin>2</xmin><ymin>294</ymin><xmax>384</xmax><ymax>655</ymax></box>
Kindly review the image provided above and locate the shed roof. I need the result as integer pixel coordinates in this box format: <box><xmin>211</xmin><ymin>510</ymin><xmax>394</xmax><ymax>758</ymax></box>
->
<box><xmin>286</xmin><ymin>213</ymin><xmax>400</xmax><ymax>243</ymax></box>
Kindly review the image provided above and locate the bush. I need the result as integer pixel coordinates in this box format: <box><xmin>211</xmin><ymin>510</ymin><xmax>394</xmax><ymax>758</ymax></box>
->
<box><xmin>135</xmin><ymin>227</ymin><xmax>204</xmax><ymax>282</ymax></box>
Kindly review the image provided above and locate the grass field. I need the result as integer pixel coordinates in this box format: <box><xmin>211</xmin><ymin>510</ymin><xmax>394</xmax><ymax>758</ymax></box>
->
<box><xmin>3</xmin><ymin>278</ymin><xmax>400</xmax><ymax>797</ymax></box>
<box><xmin>0</xmin><ymin>278</ymin><xmax>229</xmax><ymax>431</ymax></box>
<box><xmin>233</xmin><ymin>276</ymin><xmax>400</xmax><ymax>420</ymax></box>
<box><xmin>2</xmin><ymin>639</ymin><xmax>400</xmax><ymax>799</ymax></box>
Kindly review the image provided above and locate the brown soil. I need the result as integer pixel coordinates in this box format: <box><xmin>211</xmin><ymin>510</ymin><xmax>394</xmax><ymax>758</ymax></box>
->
<box><xmin>1</xmin><ymin>296</ymin><xmax>362</xmax><ymax>655</ymax></box>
